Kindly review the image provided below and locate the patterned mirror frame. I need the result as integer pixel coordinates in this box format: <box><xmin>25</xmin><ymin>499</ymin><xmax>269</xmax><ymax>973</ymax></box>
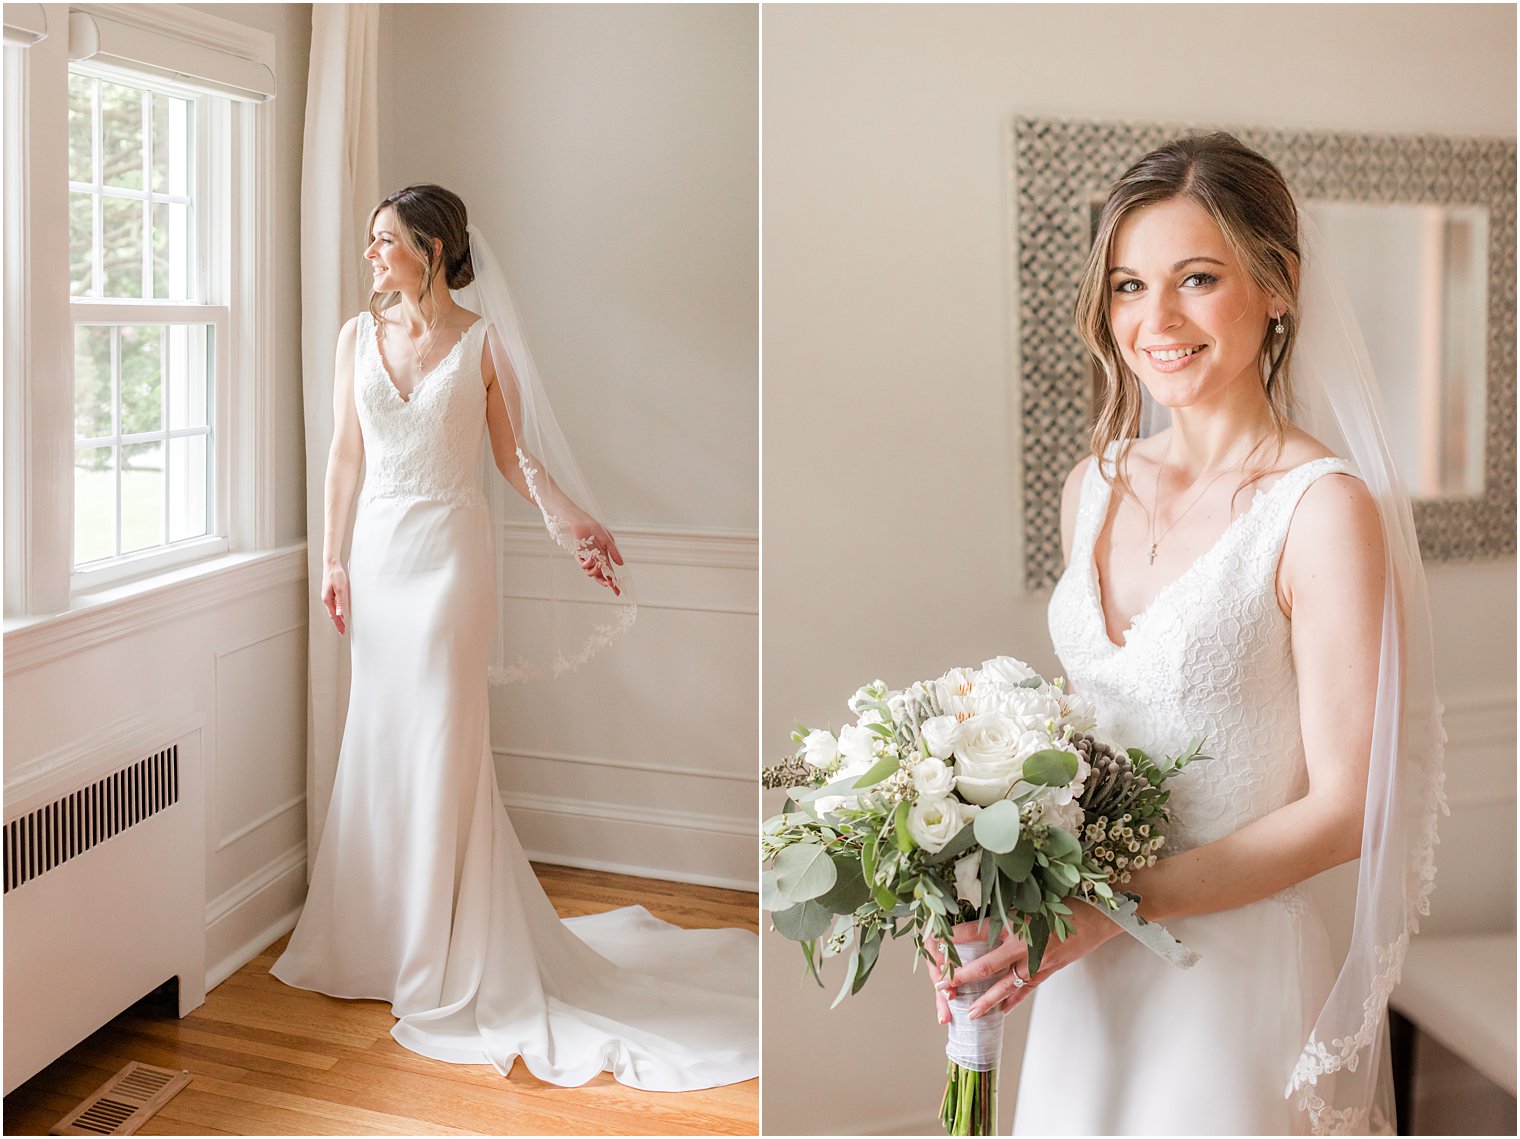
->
<box><xmin>1013</xmin><ymin>116</ymin><xmax>1516</xmax><ymax>592</ymax></box>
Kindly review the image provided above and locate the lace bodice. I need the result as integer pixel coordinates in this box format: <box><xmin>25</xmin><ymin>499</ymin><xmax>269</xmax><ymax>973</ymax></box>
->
<box><xmin>1048</xmin><ymin>451</ymin><xmax>1359</xmax><ymax>852</ymax></box>
<box><xmin>355</xmin><ymin>311</ymin><xmax>490</xmax><ymax>509</ymax></box>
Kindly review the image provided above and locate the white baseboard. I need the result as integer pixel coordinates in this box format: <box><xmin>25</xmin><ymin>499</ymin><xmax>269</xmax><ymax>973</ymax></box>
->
<box><xmin>501</xmin><ymin>790</ymin><xmax>755</xmax><ymax>892</ymax></box>
<box><xmin>203</xmin><ymin>842</ymin><xmax>306</xmax><ymax>990</ymax></box>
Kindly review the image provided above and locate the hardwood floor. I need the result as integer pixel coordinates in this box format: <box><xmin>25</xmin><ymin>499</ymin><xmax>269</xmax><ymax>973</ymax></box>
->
<box><xmin>3</xmin><ymin>864</ymin><xmax>759</xmax><ymax>1136</ymax></box>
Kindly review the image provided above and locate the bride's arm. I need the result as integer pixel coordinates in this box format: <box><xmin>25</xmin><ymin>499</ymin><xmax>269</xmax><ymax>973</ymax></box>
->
<box><xmin>942</xmin><ymin>472</ymin><xmax>1386</xmax><ymax>1017</ymax></box>
<box><xmin>480</xmin><ymin>334</ymin><xmax>624</xmax><ymax>590</ymax></box>
<box><xmin>321</xmin><ymin>317</ymin><xmax>365</xmax><ymax>636</ymax></box>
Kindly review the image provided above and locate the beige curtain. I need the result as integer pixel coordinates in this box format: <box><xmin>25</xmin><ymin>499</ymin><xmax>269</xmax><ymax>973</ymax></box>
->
<box><xmin>300</xmin><ymin>4</ymin><xmax>379</xmax><ymax>868</ymax></box>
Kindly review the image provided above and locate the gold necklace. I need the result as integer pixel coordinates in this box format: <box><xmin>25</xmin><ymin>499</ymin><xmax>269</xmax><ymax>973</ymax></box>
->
<box><xmin>1145</xmin><ymin>441</ymin><xmax>1266</xmax><ymax>566</ymax></box>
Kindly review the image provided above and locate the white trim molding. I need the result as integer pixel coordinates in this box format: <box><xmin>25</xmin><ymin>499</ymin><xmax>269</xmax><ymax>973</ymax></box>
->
<box><xmin>3</xmin><ymin>543</ymin><xmax>306</xmax><ymax>675</ymax></box>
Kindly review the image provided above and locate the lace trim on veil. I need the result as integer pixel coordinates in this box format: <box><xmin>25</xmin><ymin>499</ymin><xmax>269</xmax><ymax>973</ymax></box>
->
<box><xmin>1286</xmin><ymin>701</ymin><xmax>1450</xmax><ymax>1136</ymax></box>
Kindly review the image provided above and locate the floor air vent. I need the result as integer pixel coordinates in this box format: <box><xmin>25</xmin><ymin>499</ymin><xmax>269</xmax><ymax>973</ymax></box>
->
<box><xmin>4</xmin><ymin>746</ymin><xmax>179</xmax><ymax>895</ymax></box>
<box><xmin>49</xmin><ymin>1061</ymin><xmax>190</xmax><ymax>1135</ymax></box>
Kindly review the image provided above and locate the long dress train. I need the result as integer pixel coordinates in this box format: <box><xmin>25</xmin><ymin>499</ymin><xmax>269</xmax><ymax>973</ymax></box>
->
<box><xmin>1016</xmin><ymin>451</ymin><xmax>1354</xmax><ymax>1134</ymax></box>
<box><xmin>271</xmin><ymin>312</ymin><xmax>757</xmax><ymax>1092</ymax></box>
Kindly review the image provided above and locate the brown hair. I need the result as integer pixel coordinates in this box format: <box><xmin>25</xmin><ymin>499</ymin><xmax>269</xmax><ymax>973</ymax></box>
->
<box><xmin>1075</xmin><ymin>132</ymin><xmax>1301</xmax><ymax>505</ymax></box>
<box><xmin>366</xmin><ymin>183</ymin><xmax>474</xmax><ymax>326</ymax></box>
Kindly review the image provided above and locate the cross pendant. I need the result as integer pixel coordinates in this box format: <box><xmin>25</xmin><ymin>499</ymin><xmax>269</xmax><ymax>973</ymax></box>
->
<box><xmin>1148</xmin><ymin>544</ymin><xmax>1158</xmax><ymax>566</ymax></box>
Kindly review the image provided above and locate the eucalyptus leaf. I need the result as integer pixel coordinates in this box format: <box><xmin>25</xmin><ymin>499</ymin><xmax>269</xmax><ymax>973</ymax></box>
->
<box><xmin>760</xmin><ymin>867</ymin><xmax>789</xmax><ymax>912</ymax></box>
<box><xmin>893</xmin><ymin>800</ymin><xmax>915</xmax><ymax>853</ymax></box>
<box><xmin>1014</xmin><ymin>873</ymin><xmax>1042</xmax><ymax>913</ymax></box>
<box><xmin>773</xmin><ymin>842</ymin><xmax>838</xmax><ymax>901</ymax></box>
<box><xmin>817</xmin><ymin>855</ymin><xmax>871</xmax><ymax>914</ymax></box>
<box><xmin>1026</xmin><ymin>914</ymin><xmax>1050</xmax><ymax>975</ymax></box>
<box><xmin>996</xmin><ymin>840</ymin><xmax>1036</xmax><ymax>882</ymax></box>
<box><xmin>831</xmin><ymin>943</ymin><xmax>860</xmax><ymax>1008</ymax></box>
<box><xmin>1022</xmin><ymin>748</ymin><xmax>1079</xmax><ymax>787</ymax></box>
<box><xmin>972</xmin><ymin>799</ymin><xmax>1022</xmax><ymax>853</ymax></box>
<box><xmin>852</xmin><ymin>929</ymin><xmax>884</xmax><ymax>994</ymax></box>
<box><xmin>1043</xmin><ymin>824</ymin><xmax>1082</xmax><ymax>863</ymax></box>
<box><xmin>772</xmin><ymin>898</ymin><xmax>832</xmax><ymax>941</ymax></box>
<box><xmin>852</xmin><ymin>751</ymin><xmax>901</xmax><ymax>789</ymax></box>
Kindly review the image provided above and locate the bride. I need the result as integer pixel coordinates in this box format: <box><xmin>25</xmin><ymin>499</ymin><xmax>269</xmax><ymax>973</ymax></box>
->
<box><xmin>928</xmin><ymin>134</ymin><xmax>1444</xmax><ymax>1134</ymax></box>
<box><xmin>270</xmin><ymin>183</ymin><xmax>758</xmax><ymax>1092</ymax></box>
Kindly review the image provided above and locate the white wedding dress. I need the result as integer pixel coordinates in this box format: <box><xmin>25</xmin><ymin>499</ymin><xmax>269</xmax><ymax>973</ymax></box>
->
<box><xmin>1016</xmin><ymin>450</ymin><xmax>1356</xmax><ymax>1135</ymax></box>
<box><xmin>271</xmin><ymin>311</ymin><xmax>758</xmax><ymax>1091</ymax></box>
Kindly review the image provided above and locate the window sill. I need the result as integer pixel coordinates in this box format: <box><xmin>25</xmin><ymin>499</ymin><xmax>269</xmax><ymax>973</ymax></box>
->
<box><xmin>4</xmin><ymin>542</ymin><xmax>307</xmax><ymax>676</ymax></box>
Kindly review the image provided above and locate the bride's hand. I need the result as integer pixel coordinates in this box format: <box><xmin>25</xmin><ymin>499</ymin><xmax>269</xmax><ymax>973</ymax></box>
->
<box><xmin>926</xmin><ymin>920</ymin><xmax>1027</xmax><ymax>1025</ymax></box>
<box><xmin>940</xmin><ymin>904</ymin><xmax>1122</xmax><ymax>1018</ymax></box>
<box><xmin>321</xmin><ymin>563</ymin><xmax>350</xmax><ymax>636</ymax></box>
<box><xmin>569</xmin><ymin>517</ymin><xmax>624</xmax><ymax>596</ymax></box>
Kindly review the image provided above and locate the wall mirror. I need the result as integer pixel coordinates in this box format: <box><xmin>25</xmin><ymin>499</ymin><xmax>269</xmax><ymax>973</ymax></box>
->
<box><xmin>1015</xmin><ymin>117</ymin><xmax>1516</xmax><ymax>591</ymax></box>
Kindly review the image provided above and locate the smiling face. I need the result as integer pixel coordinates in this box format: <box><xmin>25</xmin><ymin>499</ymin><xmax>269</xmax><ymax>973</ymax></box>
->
<box><xmin>365</xmin><ymin>205</ymin><xmax>428</xmax><ymax>295</ymax></box>
<box><xmin>1106</xmin><ymin>195</ymin><xmax>1280</xmax><ymax>415</ymax></box>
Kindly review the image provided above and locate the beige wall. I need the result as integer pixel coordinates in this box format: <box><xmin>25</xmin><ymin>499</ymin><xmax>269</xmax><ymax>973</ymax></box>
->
<box><xmin>761</xmin><ymin>4</ymin><xmax>1516</xmax><ymax>1133</ymax></box>
<box><xmin>378</xmin><ymin>5</ymin><xmax>760</xmax><ymax>887</ymax></box>
<box><xmin>379</xmin><ymin>3</ymin><xmax>758</xmax><ymax>533</ymax></box>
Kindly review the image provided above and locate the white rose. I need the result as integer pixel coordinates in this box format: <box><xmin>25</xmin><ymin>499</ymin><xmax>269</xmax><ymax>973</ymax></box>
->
<box><xmin>920</xmin><ymin>715</ymin><xmax>963</xmax><ymax>760</ymax></box>
<box><xmin>953</xmin><ymin>711</ymin><xmax>1024</xmax><ymax>805</ymax></box>
<box><xmin>907</xmin><ymin>796</ymin><xmax>978</xmax><ymax>853</ymax></box>
<box><xmin>952</xmin><ymin>852</ymin><xmax>983</xmax><ymax>909</ymax></box>
<box><xmin>837</xmin><ymin>723</ymin><xmax>878</xmax><ymax>767</ymax></box>
<box><xmin>801</xmin><ymin>729</ymin><xmax>839</xmax><ymax>769</ymax></box>
<box><xmin>994</xmin><ymin>688</ymin><xmax>1063</xmax><ymax>732</ymax></box>
<box><xmin>981</xmin><ymin>656</ymin><xmax>1037</xmax><ymax>686</ymax></box>
<box><xmin>911</xmin><ymin>756</ymin><xmax>956</xmax><ymax>798</ymax></box>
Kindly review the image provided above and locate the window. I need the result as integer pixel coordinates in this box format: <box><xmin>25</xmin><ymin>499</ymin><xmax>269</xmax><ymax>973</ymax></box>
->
<box><xmin>68</xmin><ymin>67</ymin><xmax>226</xmax><ymax>582</ymax></box>
<box><xmin>3</xmin><ymin>5</ymin><xmax>276</xmax><ymax>618</ymax></box>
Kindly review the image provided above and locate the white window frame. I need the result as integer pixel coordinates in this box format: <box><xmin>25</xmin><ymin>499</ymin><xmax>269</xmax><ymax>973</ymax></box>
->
<box><xmin>3</xmin><ymin>3</ymin><xmax>275</xmax><ymax>619</ymax></box>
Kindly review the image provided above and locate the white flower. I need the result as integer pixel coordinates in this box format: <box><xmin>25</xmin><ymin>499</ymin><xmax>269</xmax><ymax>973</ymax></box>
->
<box><xmin>993</xmin><ymin>687</ymin><xmax>1063</xmax><ymax>733</ymax></box>
<box><xmin>953</xmin><ymin>852</ymin><xmax>983</xmax><ymax>909</ymax></box>
<box><xmin>858</xmin><ymin>708</ymin><xmax>886</xmax><ymax>728</ymax></box>
<box><xmin>920</xmin><ymin>715</ymin><xmax>963</xmax><ymax>760</ymax></box>
<box><xmin>837</xmin><ymin>723</ymin><xmax>878</xmax><ymax>767</ymax></box>
<box><xmin>801</xmin><ymin>729</ymin><xmax>839</xmax><ymax>769</ymax></box>
<box><xmin>911</xmin><ymin>756</ymin><xmax>956</xmax><ymax>798</ymax></box>
<box><xmin>952</xmin><ymin>711</ymin><xmax>1024</xmax><ymax>805</ymax></box>
<box><xmin>907</xmin><ymin>796</ymin><xmax>979</xmax><ymax>853</ymax></box>
<box><xmin>848</xmin><ymin>680</ymin><xmax>889</xmax><ymax>714</ymax></box>
<box><xmin>1030</xmin><ymin>794</ymin><xmax>1085</xmax><ymax>835</ymax></box>
<box><xmin>936</xmin><ymin>667</ymin><xmax>981</xmax><ymax>719</ymax></box>
<box><xmin>981</xmin><ymin>656</ymin><xmax>1038</xmax><ymax>686</ymax></box>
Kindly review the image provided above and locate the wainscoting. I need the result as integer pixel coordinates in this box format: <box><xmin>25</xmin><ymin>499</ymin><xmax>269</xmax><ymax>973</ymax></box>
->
<box><xmin>491</xmin><ymin>523</ymin><xmax>758</xmax><ymax>891</ymax></box>
<box><xmin>3</xmin><ymin>545</ymin><xmax>310</xmax><ymax>1089</ymax></box>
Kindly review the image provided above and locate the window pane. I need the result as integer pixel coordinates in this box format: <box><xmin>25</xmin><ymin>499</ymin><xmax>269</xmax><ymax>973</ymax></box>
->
<box><xmin>74</xmin><ymin>446</ymin><xmax>117</xmax><ymax>565</ymax></box>
<box><xmin>100</xmin><ymin>195</ymin><xmax>145</xmax><ymax>298</ymax></box>
<box><xmin>151</xmin><ymin>202</ymin><xmax>191</xmax><ymax>300</ymax></box>
<box><xmin>69</xmin><ymin>191</ymin><xmax>96</xmax><ymax>297</ymax></box>
<box><xmin>151</xmin><ymin>94</ymin><xmax>191</xmax><ymax>197</ymax></box>
<box><xmin>117</xmin><ymin>325</ymin><xmax>163</xmax><ymax>435</ymax></box>
<box><xmin>98</xmin><ymin>79</ymin><xmax>144</xmax><ymax>191</ymax></box>
<box><xmin>68</xmin><ymin>73</ymin><xmax>94</xmax><ymax>184</ymax></box>
<box><xmin>165</xmin><ymin>324</ymin><xmax>211</xmax><ymax>430</ymax></box>
<box><xmin>73</xmin><ymin>326</ymin><xmax>114</xmax><ymax>440</ymax></box>
<box><xmin>120</xmin><ymin>440</ymin><xmax>165</xmax><ymax>554</ymax></box>
<box><xmin>168</xmin><ymin>434</ymin><xmax>209</xmax><ymax>543</ymax></box>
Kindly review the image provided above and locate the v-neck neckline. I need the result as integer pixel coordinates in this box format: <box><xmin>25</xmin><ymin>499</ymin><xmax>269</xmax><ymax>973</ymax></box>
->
<box><xmin>1086</xmin><ymin>457</ymin><xmax>1331</xmax><ymax>652</ymax></box>
<box><xmin>371</xmin><ymin>312</ymin><xmax>483</xmax><ymax>404</ymax></box>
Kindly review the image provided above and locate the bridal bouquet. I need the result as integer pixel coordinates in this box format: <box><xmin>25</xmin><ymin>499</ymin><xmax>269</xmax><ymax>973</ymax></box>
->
<box><xmin>761</xmin><ymin>657</ymin><xmax>1207</xmax><ymax>1135</ymax></box>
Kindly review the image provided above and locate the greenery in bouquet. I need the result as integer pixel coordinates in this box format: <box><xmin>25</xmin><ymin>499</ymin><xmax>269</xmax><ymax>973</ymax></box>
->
<box><xmin>761</xmin><ymin>658</ymin><xmax>1208</xmax><ymax>1000</ymax></box>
